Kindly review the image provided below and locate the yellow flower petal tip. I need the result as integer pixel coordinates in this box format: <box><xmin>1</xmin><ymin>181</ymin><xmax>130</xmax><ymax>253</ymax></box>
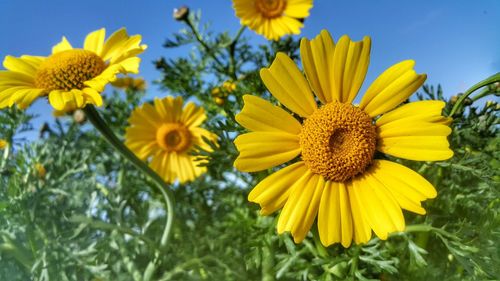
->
<box><xmin>0</xmin><ymin>28</ymin><xmax>146</xmax><ymax>111</ymax></box>
<box><xmin>232</xmin><ymin>0</ymin><xmax>313</xmax><ymax>40</ymax></box>
<box><xmin>234</xmin><ymin>30</ymin><xmax>453</xmax><ymax>247</ymax></box>
<box><xmin>125</xmin><ymin>96</ymin><xmax>217</xmax><ymax>184</ymax></box>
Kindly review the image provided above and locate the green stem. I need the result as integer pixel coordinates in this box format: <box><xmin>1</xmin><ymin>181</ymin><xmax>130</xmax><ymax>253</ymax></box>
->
<box><xmin>83</xmin><ymin>105</ymin><xmax>175</xmax><ymax>280</ymax></box>
<box><xmin>227</xmin><ymin>26</ymin><xmax>246</xmax><ymax>80</ymax></box>
<box><xmin>349</xmin><ymin>245</ymin><xmax>361</xmax><ymax>280</ymax></box>
<box><xmin>184</xmin><ymin>17</ymin><xmax>225</xmax><ymax>70</ymax></box>
<box><xmin>470</xmin><ymin>87</ymin><xmax>493</xmax><ymax>102</ymax></box>
<box><xmin>448</xmin><ymin>72</ymin><xmax>500</xmax><ymax>117</ymax></box>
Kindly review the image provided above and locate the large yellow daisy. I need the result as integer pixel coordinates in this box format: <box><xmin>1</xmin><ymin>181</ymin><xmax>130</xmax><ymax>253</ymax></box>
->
<box><xmin>125</xmin><ymin>96</ymin><xmax>217</xmax><ymax>184</ymax></box>
<box><xmin>0</xmin><ymin>28</ymin><xmax>146</xmax><ymax>111</ymax></box>
<box><xmin>234</xmin><ymin>30</ymin><xmax>453</xmax><ymax>247</ymax></box>
<box><xmin>232</xmin><ymin>0</ymin><xmax>313</xmax><ymax>41</ymax></box>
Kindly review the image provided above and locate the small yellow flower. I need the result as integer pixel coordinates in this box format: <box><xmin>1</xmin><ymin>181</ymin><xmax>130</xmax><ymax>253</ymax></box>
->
<box><xmin>222</xmin><ymin>81</ymin><xmax>237</xmax><ymax>92</ymax></box>
<box><xmin>0</xmin><ymin>139</ymin><xmax>8</xmax><ymax>149</ymax></box>
<box><xmin>234</xmin><ymin>30</ymin><xmax>453</xmax><ymax>247</ymax></box>
<box><xmin>35</xmin><ymin>163</ymin><xmax>46</xmax><ymax>179</ymax></box>
<box><xmin>111</xmin><ymin>76</ymin><xmax>146</xmax><ymax>91</ymax></box>
<box><xmin>125</xmin><ymin>96</ymin><xmax>217</xmax><ymax>183</ymax></box>
<box><xmin>0</xmin><ymin>28</ymin><xmax>147</xmax><ymax>111</ymax></box>
<box><xmin>232</xmin><ymin>0</ymin><xmax>313</xmax><ymax>40</ymax></box>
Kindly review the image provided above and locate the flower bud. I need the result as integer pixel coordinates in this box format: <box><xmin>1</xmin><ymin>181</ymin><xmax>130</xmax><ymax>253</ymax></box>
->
<box><xmin>173</xmin><ymin>6</ymin><xmax>190</xmax><ymax>21</ymax></box>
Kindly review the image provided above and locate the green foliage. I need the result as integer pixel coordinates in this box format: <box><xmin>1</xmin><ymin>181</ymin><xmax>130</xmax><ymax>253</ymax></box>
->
<box><xmin>1</xmin><ymin>9</ymin><xmax>499</xmax><ymax>281</ymax></box>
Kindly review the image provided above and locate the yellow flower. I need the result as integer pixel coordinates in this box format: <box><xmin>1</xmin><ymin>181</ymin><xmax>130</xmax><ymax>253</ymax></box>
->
<box><xmin>111</xmin><ymin>76</ymin><xmax>146</xmax><ymax>91</ymax></box>
<box><xmin>125</xmin><ymin>96</ymin><xmax>217</xmax><ymax>183</ymax></box>
<box><xmin>234</xmin><ymin>30</ymin><xmax>453</xmax><ymax>247</ymax></box>
<box><xmin>0</xmin><ymin>28</ymin><xmax>146</xmax><ymax>111</ymax></box>
<box><xmin>232</xmin><ymin>0</ymin><xmax>313</xmax><ymax>40</ymax></box>
<box><xmin>35</xmin><ymin>163</ymin><xmax>46</xmax><ymax>179</ymax></box>
<box><xmin>0</xmin><ymin>139</ymin><xmax>7</xmax><ymax>149</ymax></box>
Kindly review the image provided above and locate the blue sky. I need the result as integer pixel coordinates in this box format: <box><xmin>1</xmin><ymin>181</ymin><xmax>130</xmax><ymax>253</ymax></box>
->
<box><xmin>0</xmin><ymin>0</ymin><xmax>498</xmax><ymax>134</ymax></box>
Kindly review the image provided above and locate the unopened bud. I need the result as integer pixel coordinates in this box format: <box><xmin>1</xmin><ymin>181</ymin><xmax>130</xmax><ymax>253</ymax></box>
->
<box><xmin>173</xmin><ymin>6</ymin><xmax>189</xmax><ymax>21</ymax></box>
<box><xmin>449</xmin><ymin>95</ymin><xmax>458</xmax><ymax>104</ymax></box>
<box><xmin>73</xmin><ymin>109</ymin><xmax>86</xmax><ymax>124</ymax></box>
<box><xmin>214</xmin><ymin>97</ymin><xmax>225</xmax><ymax>106</ymax></box>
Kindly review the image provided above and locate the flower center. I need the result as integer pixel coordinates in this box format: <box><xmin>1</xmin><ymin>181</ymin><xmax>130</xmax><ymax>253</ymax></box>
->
<box><xmin>255</xmin><ymin>0</ymin><xmax>287</xmax><ymax>18</ymax></box>
<box><xmin>299</xmin><ymin>102</ymin><xmax>377</xmax><ymax>182</ymax></box>
<box><xmin>34</xmin><ymin>49</ymin><xmax>105</xmax><ymax>91</ymax></box>
<box><xmin>156</xmin><ymin>123</ymin><xmax>192</xmax><ymax>152</ymax></box>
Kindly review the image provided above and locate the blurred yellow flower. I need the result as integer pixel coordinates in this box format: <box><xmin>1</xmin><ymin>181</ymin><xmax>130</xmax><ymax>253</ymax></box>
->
<box><xmin>0</xmin><ymin>28</ymin><xmax>146</xmax><ymax>111</ymax></box>
<box><xmin>234</xmin><ymin>30</ymin><xmax>453</xmax><ymax>247</ymax></box>
<box><xmin>232</xmin><ymin>0</ymin><xmax>313</xmax><ymax>40</ymax></box>
<box><xmin>0</xmin><ymin>139</ymin><xmax>7</xmax><ymax>149</ymax></box>
<box><xmin>111</xmin><ymin>76</ymin><xmax>146</xmax><ymax>91</ymax></box>
<box><xmin>35</xmin><ymin>163</ymin><xmax>46</xmax><ymax>179</ymax></box>
<box><xmin>125</xmin><ymin>96</ymin><xmax>217</xmax><ymax>183</ymax></box>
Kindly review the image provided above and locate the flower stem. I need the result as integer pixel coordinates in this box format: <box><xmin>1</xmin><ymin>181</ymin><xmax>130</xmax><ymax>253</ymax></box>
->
<box><xmin>448</xmin><ymin>72</ymin><xmax>500</xmax><ymax>117</ymax></box>
<box><xmin>83</xmin><ymin>105</ymin><xmax>175</xmax><ymax>279</ymax></box>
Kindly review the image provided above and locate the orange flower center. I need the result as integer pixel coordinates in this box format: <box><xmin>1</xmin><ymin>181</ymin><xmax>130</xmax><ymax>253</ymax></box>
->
<box><xmin>35</xmin><ymin>49</ymin><xmax>105</xmax><ymax>91</ymax></box>
<box><xmin>299</xmin><ymin>102</ymin><xmax>377</xmax><ymax>182</ymax></box>
<box><xmin>255</xmin><ymin>0</ymin><xmax>287</xmax><ymax>19</ymax></box>
<box><xmin>156</xmin><ymin>123</ymin><xmax>192</xmax><ymax>152</ymax></box>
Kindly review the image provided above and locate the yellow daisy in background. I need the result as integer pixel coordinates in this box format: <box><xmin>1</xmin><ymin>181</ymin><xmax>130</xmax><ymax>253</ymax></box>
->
<box><xmin>232</xmin><ymin>0</ymin><xmax>313</xmax><ymax>40</ymax></box>
<box><xmin>125</xmin><ymin>96</ymin><xmax>217</xmax><ymax>184</ymax></box>
<box><xmin>234</xmin><ymin>30</ymin><xmax>453</xmax><ymax>247</ymax></box>
<box><xmin>0</xmin><ymin>28</ymin><xmax>146</xmax><ymax>111</ymax></box>
<box><xmin>111</xmin><ymin>76</ymin><xmax>147</xmax><ymax>91</ymax></box>
<box><xmin>0</xmin><ymin>139</ymin><xmax>7</xmax><ymax>149</ymax></box>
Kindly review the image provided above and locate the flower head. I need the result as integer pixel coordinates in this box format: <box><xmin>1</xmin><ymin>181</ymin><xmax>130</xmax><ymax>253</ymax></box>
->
<box><xmin>111</xmin><ymin>76</ymin><xmax>146</xmax><ymax>91</ymax></box>
<box><xmin>0</xmin><ymin>28</ymin><xmax>147</xmax><ymax>111</ymax></box>
<box><xmin>234</xmin><ymin>30</ymin><xmax>453</xmax><ymax>247</ymax></box>
<box><xmin>232</xmin><ymin>0</ymin><xmax>313</xmax><ymax>40</ymax></box>
<box><xmin>0</xmin><ymin>139</ymin><xmax>7</xmax><ymax>149</ymax></box>
<box><xmin>125</xmin><ymin>96</ymin><xmax>217</xmax><ymax>183</ymax></box>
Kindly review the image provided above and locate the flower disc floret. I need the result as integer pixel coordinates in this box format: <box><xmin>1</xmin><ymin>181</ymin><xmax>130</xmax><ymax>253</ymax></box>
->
<box><xmin>300</xmin><ymin>101</ymin><xmax>377</xmax><ymax>182</ymax></box>
<box><xmin>35</xmin><ymin>49</ymin><xmax>105</xmax><ymax>91</ymax></box>
<box><xmin>255</xmin><ymin>0</ymin><xmax>287</xmax><ymax>18</ymax></box>
<box><xmin>156</xmin><ymin>123</ymin><xmax>192</xmax><ymax>152</ymax></box>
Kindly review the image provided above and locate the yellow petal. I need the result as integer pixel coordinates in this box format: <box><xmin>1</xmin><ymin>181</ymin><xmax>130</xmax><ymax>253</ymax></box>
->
<box><xmin>181</xmin><ymin>102</ymin><xmax>206</xmax><ymax>128</ymax></box>
<box><xmin>347</xmin><ymin>180</ymin><xmax>372</xmax><ymax>244</ymax></box>
<box><xmin>378</xmin><ymin>136</ymin><xmax>453</xmax><ymax>161</ymax></box>
<box><xmin>0</xmin><ymin>70</ymin><xmax>34</xmax><ymax>85</ymax></box>
<box><xmin>234</xmin><ymin>132</ymin><xmax>301</xmax><ymax>172</ymax></box>
<box><xmin>16</xmin><ymin>89</ymin><xmax>45</xmax><ymax>109</ymax></box>
<box><xmin>371</xmin><ymin>160</ymin><xmax>437</xmax><ymax>199</ymax></box>
<box><xmin>376</xmin><ymin>100</ymin><xmax>446</xmax><ymax>126</ymax></box>
<box><xmin>360</xmin><ymin>60</ymin><xmax>426</xmax><ymax>117</ymax></box>
<box><xmin>82</xmin><ymin>88</ymin><xmax>103</xmax><ymax>107</ymax></box>
<box><xmin>52</xmin><ymin>36</ymin><xmax>73</xmax><ymax>54</ymax></box>
<box><xmin>84</xmin><ymin>28</ymin><xmax>106</xmax><ymax>55</ymax></box>
<box><xmin>278</xmin><ymin>172</ymin><xmax>323</xmax><ymax>243</ymax></box>
<box><xmin>153</xmin><ymin>96</ymin><xmax>183</xmax><ymax>122</ymax></box>
<box><xmin>318</xmin><ymin>181</ymin><xmax>353</xmax><ymax>247</ymax></box>
<box><xmin>284</xmin><ymin>0</ymin><xmax>313</xmax><ymax>18</ymax></box>
<box><xmin>48</xmin><ymin>90</ymin><xmax>84</xmax><ymax>111</ymax></box>
<box><xmin>248</xmin><ymin>161</ymin><xmax>308</xmax><ymax>215</ymax></box>
<box><xmin>129</xmin><ymin>103</ymin><xmax>162</xmax><ymax>128</ymax></box>
<box><xmin>300</xmin><ymin>30</ymin><xmax>336</xmax><ymax>104</ymax></box>
<box><xmin>100</xmin><ymin>28</ymin><xmax>128</xmax><ymax>61</ymax></box>
<box><xmin>377</xmin><ymin>122</ymin><xmax>452</xmax><ymax>138</ymax></box>
<box><xmin>3</xmin><ymin>56</ymin><xmax>38</xmax><ymax>77</ymax></box>
<box><xmin>356</xmin><ymin>172</ymin><xmax>405</xmax><ymax>240</ymax></box>
<box><xmin>236</xmin><ymin>95</ymin><xmax>302</xmax><ymax>134</ymax></box>
<box><xmin>332</xmin><ymin>35</ymin><xmax>371</xmax><ymax>103</ymax></box>
<box><xmin>260</xmin><ymin>52</ymin><xmax>317</xmax><ymax>117</ymax></box>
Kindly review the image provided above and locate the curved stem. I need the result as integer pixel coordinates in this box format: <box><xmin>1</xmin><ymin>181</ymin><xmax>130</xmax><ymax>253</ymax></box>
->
<box><xmin>83</xmin><ymin>105</ymin><xmax>175</xmax><ymax>279</ymax></box>
<box><xmin>184</xmin><ymin>17</ymin><xmax>225</xmax><ymax>70</ymax></box>
<box><xmin>448</xmin><ymin>72</ymin><xmax>500</xmax><ymax>117</ymax></box>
